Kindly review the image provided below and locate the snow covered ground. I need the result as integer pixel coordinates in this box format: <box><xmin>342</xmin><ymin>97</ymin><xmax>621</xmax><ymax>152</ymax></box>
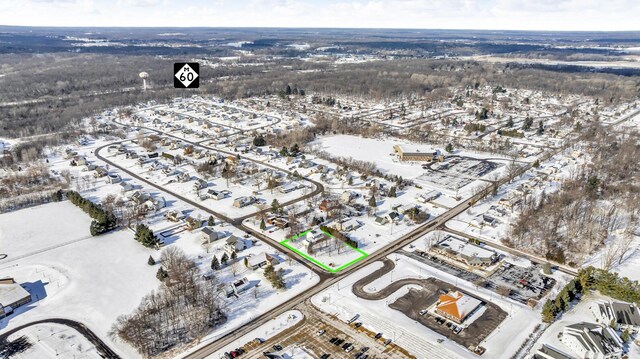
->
<box><xmin>0</xmin><ymin>202</ymin><xmax>158</xmax><ymax>359</ymax></box>
<box><xmin>6</xmin><ymin>323</ymin><xmax>103</xmax><ymax>359</ymax></box>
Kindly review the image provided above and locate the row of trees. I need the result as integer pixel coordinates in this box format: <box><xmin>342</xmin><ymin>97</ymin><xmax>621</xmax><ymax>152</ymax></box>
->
<box><xmin>543</xmin><ymin>267</ymin><xmax>640</xmax><ymax>323</ymax></box>
<box><xmin>134</xmin><ymin>224</ymin><xmax>160</xmax><ymax>248</ymax></box>
<box><xmin>542</xmin><ymin>278</ymin><xmax>582</xmax><ymax>323</ymax></box>
<box><xmin>110</xmin><ymin>247</ymin><xmax>226</xmax><ymax>357</ymax></box>
<box><xmin>66</xmin><ymin>190</ymin><xmax>117</xmax><ymax>236</ymax></box>
<box><xmin>319</xmin><ymin>225</ymin><xmax>358</xmax><ymax>248</ymax></box>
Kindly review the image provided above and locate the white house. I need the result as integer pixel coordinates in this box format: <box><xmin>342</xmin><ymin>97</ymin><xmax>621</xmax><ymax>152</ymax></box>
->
<box><xmin>119</xmin><ymin>181</ymin><xmax>134</xmax><ymax>192</ymax></box>
<box><xmin>201</xmin><ymin>227</ymin><xmax>219</xmax><ymax>245</ymax></box>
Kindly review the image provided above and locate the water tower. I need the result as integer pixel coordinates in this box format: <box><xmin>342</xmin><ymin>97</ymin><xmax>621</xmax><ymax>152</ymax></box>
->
<box><xmin>139</xmin><ymin>72</ymin><xmax>149</xmax><ymax>91</ymax></box>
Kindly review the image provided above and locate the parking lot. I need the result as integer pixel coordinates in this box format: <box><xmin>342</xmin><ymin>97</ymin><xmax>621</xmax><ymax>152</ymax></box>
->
<box><xmin>240</xmin><ymin>308</ymin><xmax>409</xmax><ymax>359</ymax></box>
<box><xmin>403</xmin><ymin>249</ymin><xmax>555</xmax><ymax>305</ymax></box>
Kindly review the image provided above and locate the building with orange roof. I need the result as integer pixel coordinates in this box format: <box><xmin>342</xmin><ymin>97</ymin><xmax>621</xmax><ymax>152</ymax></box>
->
<box><xmin>435</xmin><ymin>291</ymin><xmax>482</xmax><ymax>324</ymax></box>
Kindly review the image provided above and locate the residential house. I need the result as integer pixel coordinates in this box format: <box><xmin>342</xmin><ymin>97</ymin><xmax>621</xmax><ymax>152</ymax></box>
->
<box><xmin>375</xmin><ymin>216</ymin><xmax>389</xmax><ymax>226</ymax></box>
<box><xmin>233</xmin><ymin>196</ymin><xmax>256</xmax><ymax>208</ymax></box>
<box><xmin>340</xmin><ymin>191</ymin><xmax>357</xmax><ymax>204</ymax></box>
<box><xmin>201</xmin><ymin>227</ymin><xmax>219</xmax><ymax>245</ymax></box>
<box><xmin>220</xmin><ymin>277</ymin><xmax>252</xmax><ymax>298</ymax></box>
<box><xmin>336</xmin><ymin>218</ymin><xmax>362</xmax><ymax>232</ymax></box>
<box><xmin>278</xmin><ymin>182</ymin><xmax>301</xmax><ymax>194</ymax></box>
<box><xmin>107</xmin><ymin>174</ymin><xmax>121</xmax><ymax>184</ymax></box>
<box><xmin>185</xmin><ymin>216</ymin><xmax>203</xmax><ymax>230</ymax></box>
<box><xmin>417</xmin><ymin>190</ymin><xmax>441</xmax><ymax>203</ymax></box>
<box><xmin>246</xmin><ymin>252</ymin><xmax>279</xmax><ymax>270</ymax></box>
<box><xmin>205</xmin><ymin>189</ymin><xmax>226</xmax><ymax>201</ymax></box>
<box><xmin>93</xmin><ymin>166</ymin><xmax>108</xmax><ymax>178</ymax></box>
<box><xmin>193</xmin><ymin>178</ymin><xmax>208</xmax><ymax>191</ymax></box>
<box><xmin>303</xmin><ymin>229</ymin><xmax>327</xmax><ymax>248</ymax></box>
<box><xmin>81</xmin><ymin>164</ymin><xmax>96</xmax><ymax>172</ymax></box>
<box><xmin>224</xmin><ymin>235</ymin><xmax>247</xmax><ymax>255</ymax></box>
<box><xmin>386</xmin><ymin>211</ymin><xmax>402</xmax><ymax>223</ymax></box>
<box><xmin>119</xmin><ymin>181</ymin><xmax>134</xmax><ymax>193</ymax></box>
<box><xmin>164</xmin><ymin>210</ymin><xmax>186</xmax><ymax>222</ymax></box>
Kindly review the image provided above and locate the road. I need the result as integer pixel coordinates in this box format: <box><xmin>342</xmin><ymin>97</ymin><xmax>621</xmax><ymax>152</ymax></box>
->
<box><xmin>0</xmin><ymin>318</ymin><xmax>120</xmax><ymax>359</ymax></box>
<box><xmin>4</xmin><ymin>100</ymin><xmax>579</xmax><ymax>358</ymax></box>
<box><xmin>442</xmin><ymin>227</ymin><xmax>578</xmax><ymax>276</ymax></box>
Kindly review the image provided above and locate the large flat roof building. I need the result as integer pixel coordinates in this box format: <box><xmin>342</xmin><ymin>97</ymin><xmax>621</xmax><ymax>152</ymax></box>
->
<box><xmin>432</xmin><ymin>235</ymin><xmax>499</xmax><ymax>267</ymax></box>
<box><xmin>0</xmin><ymin>278</ymin><xmax>32</xmax><ymax>318</ymax></box>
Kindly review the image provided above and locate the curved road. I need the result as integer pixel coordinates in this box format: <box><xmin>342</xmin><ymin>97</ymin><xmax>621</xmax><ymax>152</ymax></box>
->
<box><xmin>0</xmin><ymin>318</ymin><xmax>120</xmax><ymax>359</ymax></box>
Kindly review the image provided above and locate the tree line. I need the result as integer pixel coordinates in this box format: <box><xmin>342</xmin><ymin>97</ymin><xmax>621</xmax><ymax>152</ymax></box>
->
<box><xmin>66</xmin><ymin>190</ymin><xmax>117</xmax><ymax>236</ymax></box>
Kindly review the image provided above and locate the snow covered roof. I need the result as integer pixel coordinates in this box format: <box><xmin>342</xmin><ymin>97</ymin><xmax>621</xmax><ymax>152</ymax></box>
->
<box><xmin>435</xmin><ymin>235</ymin><xmax>497</xmax><ymax>262</ymax></box>
<box><xmin>436</xmin><ymin>291</ymin><xmax>482</xmax><ymax>321</ymax></box>
<box><xmin>0</xmin><ymin>280</ymin><xmax>31</xmax><ymax>307</ymax></box>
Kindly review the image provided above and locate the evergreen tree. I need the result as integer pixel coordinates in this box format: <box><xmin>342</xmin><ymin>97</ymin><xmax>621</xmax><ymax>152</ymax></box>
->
<box><xmin>148</xmin><ymin>256</ymin><xmax>155</xmax><ymax>266</ymax></box>
<box><xmin>388</xmin><ymin>186</ymin><xmax>397</xmax><ymax>197</ymax></box>
<box><xmin>156</xmin><ymin>267</ymin><xmax>168</xmax><ymax>281</ymax></box>
<box><xmin>541</xmin><ymin>299</ymin><xmax>557</xmax><ymax>323</ymax></box>
<box><xmin>271</xmin><ymin>199</ymin><xmax>280</xmax><ymax>212</ymax></box>
<box><xmin>221</xmin><ymin>252</ymin><xmax>229</xmax><ymax>265</ymax></box>
<box><xmin>207</xmin><ymin>215</ymin><xmax>215</xmax><ymax>226</ymax></box>
<box><xmin>368</xmin><ymin>195</ymin><xmax>377</xmax><ymax>208</ymax></box>
<box><xmin>445</xmin><ymin>143</ymin><xmax>454</xmax><ymax>153</ymax></box>
<box><xmin>231</xmin><ymin>251</ymin><xmax>237</xmax><ymax>261</ymax></box>
<box><xmin>260</xmin><ymin>219</ymin><xmax>266</xmax><ymax>230</ymax></box>
<box><xmin>290</xmin><ymin>143</ymin><xmax>300</xmax><ymax>155</ymax></box>
<box><xmin>211</xmin><ymin>255</ymin><xmax>220</xmax><ymax>270</ymax></box>
<box><xmin>244</xmin><ymin>257</ymin><xmax>249</xmax><ymax>268</ymax></box>
<box><xmin>285</xmin><ymin>84</ymin><xmax>292</xmax><ymax>95</ymax></box>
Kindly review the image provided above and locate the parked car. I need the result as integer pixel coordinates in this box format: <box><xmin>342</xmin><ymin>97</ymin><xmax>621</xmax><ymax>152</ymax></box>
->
<box><xmin>419</xmin><ymin>309</ymin><xmax>428</xmax><ymax>315</ymax></box>
<box><xmin>384</xmin><ymin>339</ymin><xmax>392</xmax><ymax>346</ymax></box>
<box><xmin>374</xmin><ymin>333</ymin><xmax>383</xmax><ymax>339</ymax></box>
<box><xmin>354</xmin><ymin>322</ymin><xmax>362</xmax><ymax>328</ymax></box>
<box><xmin>329</xmin><ymin>337</ymin><xmax>337</xmax><ymax>344</ymax></box>
<box><xmin>342</xmin><ymin>342</ymin><xmax>351</xmax><ymax>350</ymax></box>
<box><xmin>317</xmin><ymin>329</ymin><xmax>326</xmax><ymax>336</ymax></box>
<box><xmin>320</xmin><ymin>355</ymin><xmax>330</xmax><ymax>359</ymax></box>
<box><xmin>360</xmin><ymin>347</ymin><xmax>369</xmax><ymax>353</ymax></box>
<box><xmin>272</xmin><ymin>344</ymin><xmax>283</xmax><ymax>351</ymax></box>
<box><xmin>345</xmin><ymin>345</ymin><xmax>355</xmax><ymax>353</ymax></box>
<box><xmin>453</xmin><ymin>326</ymin><xmax>463</xmax><ymax>335</ymax></box>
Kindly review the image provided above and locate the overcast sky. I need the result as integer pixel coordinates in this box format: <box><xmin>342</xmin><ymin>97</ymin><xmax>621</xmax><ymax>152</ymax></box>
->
<box><xmin>0</xmin><ymin>0</ymin><xmax>639</xmax><ymax>31</ymax></box>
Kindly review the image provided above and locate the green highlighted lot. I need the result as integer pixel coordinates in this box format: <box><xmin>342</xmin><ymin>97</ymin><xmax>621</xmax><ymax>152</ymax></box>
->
<box><xmin>280</xmin><ymin>229</ymin><xmax>368</xmax><ymax>273</ymax></box>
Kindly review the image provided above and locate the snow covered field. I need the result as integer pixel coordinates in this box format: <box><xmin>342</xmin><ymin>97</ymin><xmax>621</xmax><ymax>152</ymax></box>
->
<box><xmin>0</xmin><ymin>202</ymin><xmax>158</xmax><ymax>359</ymax></box>
<box><xmin>6</xmin><ymin>323</ymin><xmax>103</xmax><ymax>359</ymax></box>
